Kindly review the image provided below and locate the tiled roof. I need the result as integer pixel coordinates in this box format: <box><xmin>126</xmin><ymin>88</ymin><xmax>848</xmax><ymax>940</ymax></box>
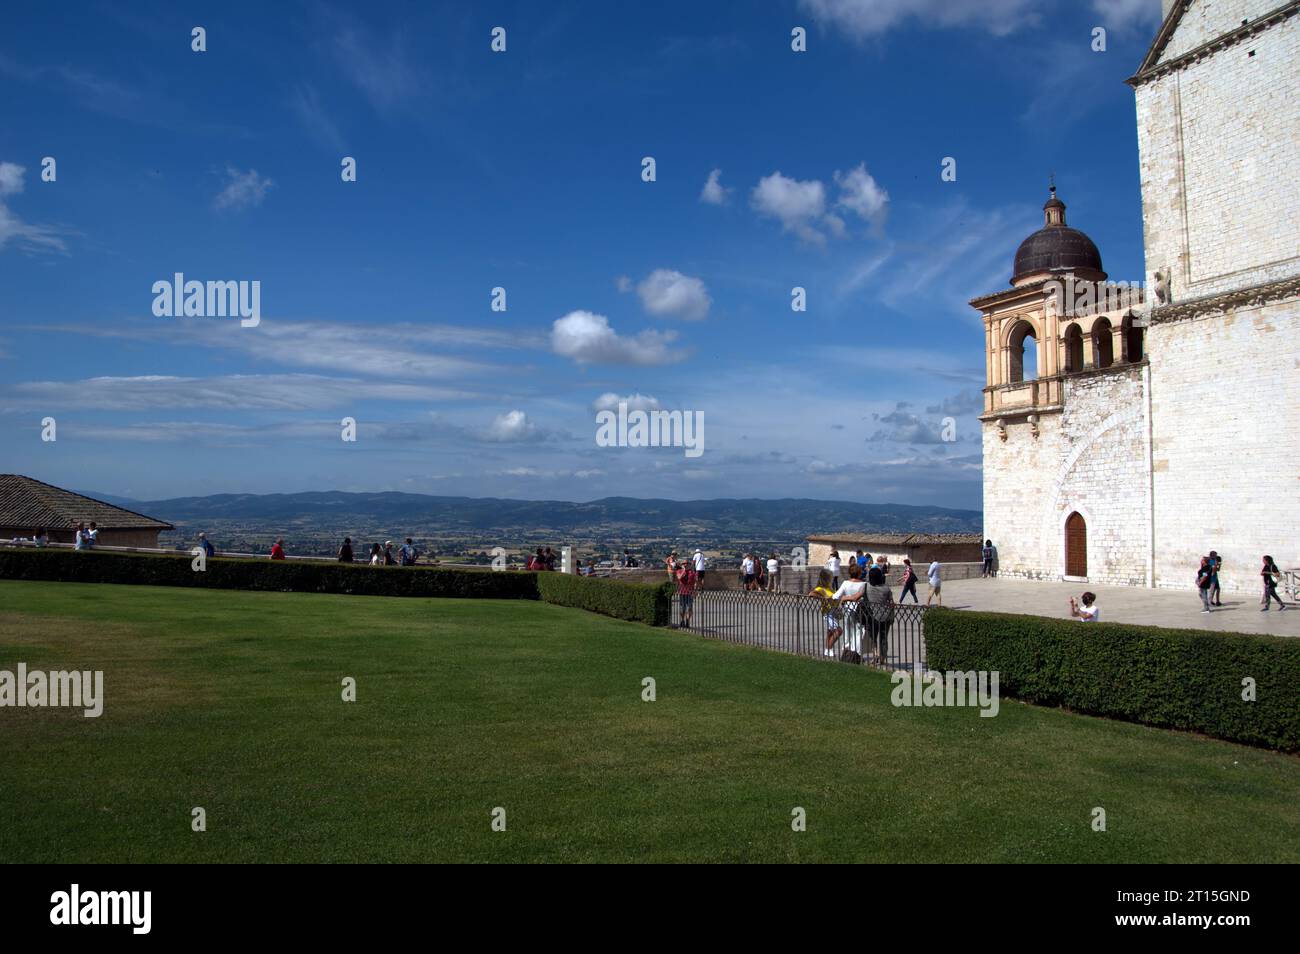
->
<box><xmin>0</xmin><ymin>475</ymin><xmax>172</xmax><ymax>530</ymax></box>
<box><xmin>806</xmin><ymin>532</ymin><xmax>982</xmax><ymax>545</ymax></box>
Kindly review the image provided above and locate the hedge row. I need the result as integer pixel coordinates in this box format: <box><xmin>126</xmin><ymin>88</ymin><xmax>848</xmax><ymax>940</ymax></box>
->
<box><xmin>925</xmin><ymin>608</ymin><xmax>1300</xmax><ymax>752</ymax></box>
<box><xmin>536</xmin><ymin>571</ymin><xmax>674</xmax><ymax>627</ymax></box>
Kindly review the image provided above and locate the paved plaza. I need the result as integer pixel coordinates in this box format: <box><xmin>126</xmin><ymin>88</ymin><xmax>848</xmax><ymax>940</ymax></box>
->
<box><xmin>936</xmin><ymin>577</ymin><xmax>1298</xmax><ymax>637</ymax></box>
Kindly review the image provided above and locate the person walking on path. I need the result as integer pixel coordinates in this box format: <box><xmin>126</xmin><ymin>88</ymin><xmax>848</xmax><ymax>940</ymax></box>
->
<box><xmin>1261</xmin><ymin>554</ymin><xmax>1287</xmax><ymax>611</ymax></box>
<box><xmin>1208</xmin><ymin>550</ymin><xmax>1222</xmax><ymax>606</ymax></box>
<box><xmin>899</xmin><ymin>558</ymin><xmax>919</xmax><ymax>603</ymax></box>
<box><xmin>925</xmin><ymin>559</ymin><xmax>942</xmax><ymax>607</ymax></box>
<box><xmin>1196</xmin><ymin>556</ymin><xmax>1214</xmax><ymax>613</ymax></box>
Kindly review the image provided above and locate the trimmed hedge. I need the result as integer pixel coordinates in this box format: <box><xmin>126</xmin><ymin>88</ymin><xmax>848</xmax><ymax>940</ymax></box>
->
<box><xmin>925</xmin><ymin>608</ymin><xmax>1300</xmax><ymax>752</ymax></box>
<box><xmin>0</xmin><ymin>547</ymin><xmax>539</xmax><ymax>600</ymax></box>
<box><xmin>0</xmin><ymin>547</ymin><xmax>674</xmax><ymax>626</ymax></box>
<box><xmin>536</xmin><ymin>571</ymin><xmax>674</xmax><ymax>627</ymax></box>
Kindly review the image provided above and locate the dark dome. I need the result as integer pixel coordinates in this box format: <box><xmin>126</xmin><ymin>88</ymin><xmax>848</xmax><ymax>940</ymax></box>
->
<box><xmin>1011</xmin><ymin>187</ymin><xmax>1106</xmax><ymax>285</ymax></box>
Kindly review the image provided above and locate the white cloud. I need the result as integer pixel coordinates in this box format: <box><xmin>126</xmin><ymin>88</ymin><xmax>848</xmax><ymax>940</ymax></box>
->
<box><xmin>0</xmin><ymin>162</ymin><xmax>24</xmax><ymax>196</ymax></box>
<box><xmin>0</xmin><ymin>161</ymin><xmax>69</xmax><ymax>254</ymax></box>
<box><xmin>699</xmin><ymin>168</ymin><xmax>730</xmax><ymax>205</ymax></box>
<box><xmin>482</xmin><ymin>409</ymin><xmax>550</xmax><ymax>443</ymax></box>
<box><xmin>799</xmin><ymin>0</ymin><xmax>1042</xmax><ymax>40</ymax></box>
<box><xmin>3</xmin><ymin>373</ymin><xmax>466</xmax><ymax>411</ymax></box>
<box><xmin>550</xmin><ymin>310</ymin><xmax>682</xmax><ymax>366</ymax></box>
<box><xmin>214</xmin><ymin>166</ymin><xmax>274</xmax><ymax>212</ymax></box>
<box><xmin>751</xmin><ymin>171</ymin><xmax>833</xmax><ymax>245</ymax></box>
<box><xmin>834</xmin><ymin>163</ymin><xmax>889</xmax><ymax>227</ymax></box>
<box><xmin>615</xmin><ymin>275</ymin><xmax>633</xmax><ymax>293</ymax></box>
<box><xmin>636</xmin><ymin>269</ymin><xmax>712</xmax><ymax>320</ymax></box>
<box><xmin>1090</xmin><ymin>0</ymin><xmax>1163</xmax><ymax>31</ymax></box>
<box><xmin>593</xmin><ymin>392</ymin><xmax>661</xmax><ymax>412</ymax></box>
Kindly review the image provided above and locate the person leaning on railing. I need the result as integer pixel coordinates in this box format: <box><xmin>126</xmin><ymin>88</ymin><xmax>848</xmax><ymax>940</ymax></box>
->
<box><xmin>864</xmin><ymin>567</ymin><xmax>896</xmax><ymax>666</ymax></box>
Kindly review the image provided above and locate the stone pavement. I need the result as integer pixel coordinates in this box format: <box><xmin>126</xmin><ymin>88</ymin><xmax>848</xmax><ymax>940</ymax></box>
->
<box><xmin>937</xmin><ymin>577</ymin><xmax>1298</xmax><ymax>636</ymax></box>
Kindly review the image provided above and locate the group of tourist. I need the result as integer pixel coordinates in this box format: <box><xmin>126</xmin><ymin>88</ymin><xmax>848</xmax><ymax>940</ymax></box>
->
<box><xmin>333</xmin><ymin>537</ymin><xmax>423</xmax><ymax>566</ymax></box>
<box><xmin>1196</xmin><ymin>553</ymin><xmax>1288</xmax><ymax>613</ymax></box>
<box><xmin>808</xmin><ymin>562</ymin><xmax>897</xmax><ymax>664</ymax></box>
<box><xmin>71</xmin><ymin>523</ymin><xmax>99</xmax><ymax>549</ymax></box>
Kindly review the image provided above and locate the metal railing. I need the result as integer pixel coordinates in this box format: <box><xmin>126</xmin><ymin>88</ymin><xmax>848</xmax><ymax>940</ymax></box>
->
<box><xmin>673</xmin><ymin>588</ymin><xmax>927</xmax><ymax>670</ymax></box>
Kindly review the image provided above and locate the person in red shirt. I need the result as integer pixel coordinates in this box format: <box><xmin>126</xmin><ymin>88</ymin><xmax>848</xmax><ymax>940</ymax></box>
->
<box><xmin>675</xmin><ymin>562</ymin><xmax>698</xmax><ymax>628</ymax></box>
<box><xmin>270</xmin><ymin>538</ymin><xmax>286</xmax><ymax>560</ymax></box>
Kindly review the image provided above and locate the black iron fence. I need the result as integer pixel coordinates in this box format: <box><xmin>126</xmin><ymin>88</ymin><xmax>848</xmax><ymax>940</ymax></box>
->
<box><xmin>673</xmin><ymin>588</ymin><xmax>927</xmax><ymax>670</ymax></box>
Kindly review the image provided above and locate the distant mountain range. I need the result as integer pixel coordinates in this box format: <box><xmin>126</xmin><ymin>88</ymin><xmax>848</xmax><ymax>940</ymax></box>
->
<box><xmin>90</xmin><ymin>491</ymin><xmax>981</xmax><ymax>537</ymax></box>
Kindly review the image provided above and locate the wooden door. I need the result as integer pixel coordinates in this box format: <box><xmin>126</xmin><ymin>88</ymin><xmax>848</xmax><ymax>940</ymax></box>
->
<box><xmin>1065</xmin><ymin>512</ymin><xmax>1087</xmax><ymax>577</ymax></box>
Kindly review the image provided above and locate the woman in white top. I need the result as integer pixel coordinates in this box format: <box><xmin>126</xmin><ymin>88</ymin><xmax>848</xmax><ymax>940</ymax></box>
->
<box><xmin>1069</xmin><ymin>591</ymin><xmax>1099</xmax><ymax>622</ymax></box>
<box><xmin>826</xmin><ymin>550</ymin><xmax>842</xmax><ymax>589</ymax></box>
<box><xmin>832</xmin><ymin>564</ymin><xmax>868</xmax><ymax>653</ymax></box>
<box><xmin>765</xmin><ymin>554</ymin><xmax>779</xmax><ymax>592</ymax></box>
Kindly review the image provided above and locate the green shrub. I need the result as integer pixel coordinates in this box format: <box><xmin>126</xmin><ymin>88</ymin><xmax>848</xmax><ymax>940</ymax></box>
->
<box><xmin>536</xmin><ymin>572</ymin><xmax>674</xmax><ymax>626</ymax></box>
<box><xmin>0</xmin><ymin>548</ymin><xmax>538</xmax><ymax>600</ymax></box>
<box><xmin>925</xmin><ymin>608</ymin><xmax>1300</xmax><ymax>752</ymax></box>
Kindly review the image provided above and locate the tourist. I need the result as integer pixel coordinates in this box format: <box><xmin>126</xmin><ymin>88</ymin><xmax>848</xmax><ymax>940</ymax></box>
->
<box><xmin>544</xmin><ymin>547</ymin><xmax>556</xmax><ymax>571</ymax></box>
<box><xmin>381</xmin><ymin>541</ymin><xmax>396</xmax><ymax>566</ymax></box>
<box><xmin>865</xmin><ymin>566</ymin><xmax>896</xmax><ymax>665</ymax></box>
<box><xmin>766</xmin><ymin>552</ymin><xmax>780</xmax><ymax>592</ymax></box>
<box><xmin>369</xmin><ymin>543</ymin><xmax>383</xmax><ymax>565</ymax></box>
<box><xmin>400</xmin><ymin>538</ymin><xmax>419</xmax><ymax>566</ymax></box>
<box><xmin>270</xmin><ymin>538</ymin><xmax>286</xmax><ymax>560</ymax></box>
<box><xmin>877</xmin><ymin>554</ymin><xmax>890</xmax><ymax>578</ymax></box>
<box><xmin>855</xmin><ymin>550</ymin><xmax>867</xmax><ymax>573</ymax></box>
<box><xmin>832</xmin><ymin>563</ymin><xmax>867</xmax><ymax>654</ymax></box>
<box><xmin>87</xmin><ymin>522</ymin><xmax>99</xmax><ymax>548</ymax></box>
<box><xmin>197</xmin><ymin>532</ymin><xmax>216</xmax><ymax>559</ymax></box>
<box><xmin>808</xmin><ymin>569</ymin><xmax>842</xmax><ymax>657</ymax></box>
<box><xmin>337</xmin><ymin>537</ymin><xmax>354</xmax><ymax>563</ymax></box>
<box><xmin>692</xmin><ymin>548</ymin><xmax>707</xmax><ymax>584</ymax></box>
<box><xmin>899</xmin><ymin>558</ymin><xmax>919</xmax><ymax>603</ymax></box>
<box><xmin>1195</xmin><ymin>556</ymin><xmax>1214</xmax><ymax>613</ymax></box>
<box><xmin>741</xmin><ymin>553</ymin><xmax>756</xmax><ymax>590</ymax></box>
<box><xmin>982</xmin><ymin>539</ymin><xmax>995</xmax><ymax>577</ymax></box>
<box><xmin>1260</xmin><ymin>554</ymin><xmax>1287</xmax><ymax>611</ymax></box>
<box><xmin>826</xmin><ymin>549</ymin><xmax>842</xmax><ymax>590</ymax></box>
<box><xmin>74</xmin><ymin>522</ymin><xmax>89</xmax><ymax>551</ymax></box>
<box><xmin>666</xmin><ymin>551</ymin><xmax>680</xmax><ymax>579</ymax></box>
<box><xmin>31</xmin><ymin>527</ymin><xmax>48</xmax><ymax>548</ymax></box>
<box><xmin>623</xmin><ymin>549</ymin><xmax>637</xmax><ymax>568</ymax></box>
<box><xmin>675</xmin><ymin>560</ymin><xmax>698</xmax><ymax>628</ymax></box>
<box><xmin>1069</xmin><ymin>591</ymin><xmax>1100</xmax><ymax>621</ymax></box>
<box><xmin>530</xmin><ymin>548</ymin><xmax>545</xmax><ymax>571</ymax></box>
<box><xmin>925</xmin><ymin>559</ymin><xmax>943</xmax><ymax>607</ymax></box>
<box><xmin>1208</xmin><ymin>550</ymin><xmax>1222</xmax><ymax>606</ymax></box>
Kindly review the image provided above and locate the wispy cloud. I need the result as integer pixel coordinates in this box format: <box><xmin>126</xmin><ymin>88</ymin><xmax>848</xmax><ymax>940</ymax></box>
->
<box><xmin>290</xmin><ymin>84</ymin><xmax>345</xmax><ymax>150</ymax></box>
<box><xmin>798</xmin><ymin>0</ymin><xmax>1043</xmax><ymax>41</ymax></box>
<box><xmin>0</xmin><ymin>161</ymin><xmax>71</xmax><ymax>255</ymax></box>
<box><xmin>214</xmin><ymin>166</ymin><xmax>274</xmax><ymax>212</ymax></box>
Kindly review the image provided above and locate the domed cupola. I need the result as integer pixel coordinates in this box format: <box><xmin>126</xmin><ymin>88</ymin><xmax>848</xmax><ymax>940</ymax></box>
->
<box><xmin>1011</xmin><ymin>185</ymin><xmax>1107</xmax><ymax>287</ymax></box>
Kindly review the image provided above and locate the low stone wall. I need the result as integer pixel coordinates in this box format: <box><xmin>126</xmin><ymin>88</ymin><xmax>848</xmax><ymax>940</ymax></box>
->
<box><xmin>692</xmin><ymin>561</ymin><xmax>987</xmax><ymax>593</ymax></box>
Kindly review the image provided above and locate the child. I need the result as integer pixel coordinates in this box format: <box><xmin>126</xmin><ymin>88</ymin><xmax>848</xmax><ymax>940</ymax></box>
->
<box><xmin>808</xmin><ymin>569</ymin><xmax>841</xmax><ymax>657</ymax></box>
<box><xmin>1069</xmin><ymin>591</ymin><xmax>1099</xmax><ymax>621</ymax></box>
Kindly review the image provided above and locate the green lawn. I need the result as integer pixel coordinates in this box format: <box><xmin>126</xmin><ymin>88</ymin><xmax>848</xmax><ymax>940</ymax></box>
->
<box><xmin>1</xmin><ymin>579</ymin><xmax>1297</xmax><ymax>863</ymax></box>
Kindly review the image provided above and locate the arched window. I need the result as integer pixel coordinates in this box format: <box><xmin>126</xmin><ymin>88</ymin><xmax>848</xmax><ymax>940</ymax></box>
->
<box><xmin>1008</xmin><ymin>321</ymin><xmax>1038</xmax><ymax>383</ymax></box>
<box><xmin>1063</xmin><ymin>323</ymin><xmax>1084</xmax><ymax>373</ymax></box>
<box><xmin>1092</xmin><ymin>317</ymin><xmax>1113</xmax><ymax>369</ymax></box>
<box><xmin>1122</xmin><ymin>314</ymin><xmax>1144</xmax><ymax>362</ymax></box>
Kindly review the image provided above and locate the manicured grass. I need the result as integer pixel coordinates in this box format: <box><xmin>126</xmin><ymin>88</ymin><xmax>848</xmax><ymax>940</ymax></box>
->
<box><xmin>1</xmin><ymin>579</ymin><xmax>1297</xmax><ymax>863</ymax></box>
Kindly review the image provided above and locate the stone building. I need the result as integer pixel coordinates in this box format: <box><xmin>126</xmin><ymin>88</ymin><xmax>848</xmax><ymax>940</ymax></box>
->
<box><xmin>975</xmin><ymin>0</ymin><xmax>1300</xmax><ymax>593</ymax></box>
<box><xmin>806</xmin><ymin>534</ymin><xmax>982</xmax><ymax>570</ymax></box>
<box><xmin>0</xmin><ymin>474</ymin><xmax>173</xmax><ymax>548</ymax></box>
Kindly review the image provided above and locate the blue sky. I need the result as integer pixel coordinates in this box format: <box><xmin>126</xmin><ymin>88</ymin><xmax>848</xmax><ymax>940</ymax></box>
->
<box><xmin>0</xmin><ymin>0</ymin><xmax>1164</xmax><ymax>508</ymax></box>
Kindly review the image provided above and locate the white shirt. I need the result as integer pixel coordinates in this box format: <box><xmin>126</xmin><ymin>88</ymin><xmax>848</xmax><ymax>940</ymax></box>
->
<box><xmin>928</xmin><ymin>562</ymin><xmax>941</xmax><ymax>586</ymax></box>
<box><xmin>766</xmin><ymin>558</ymin><xmax>778</xmax><ymax>574</ymax></box>
<box><xmin>742</xmin><ymin>558</ymin><xmax>754</xmax><ymax>574</ymax></box>
<box><xmin>87</xmin><ymin>528</ymin><xmax>99</xmax><ymax>548</ymax></box>
<box><xmin>1078</xmin><ymin>604</ymin><xmax>1099</xmax><ymax>622</ymax></box>
<box><xmin>827</xmin><ymin>557</ymin><xmax>841</xmax><ymax>574</ymax></box>
<box><xmin>693</xmin><ymin>552</ymin><xmax>706</xmax><ymax>571</ymax></box>
<box><xmin>832</xmin><ymin>580</ymin><xmax>866</xmax><ymax>602</ymax></box>
<box><xmin>75</xmin><ymin>531</ymin><xmax>88</xmax><ymax>550</ymax></box>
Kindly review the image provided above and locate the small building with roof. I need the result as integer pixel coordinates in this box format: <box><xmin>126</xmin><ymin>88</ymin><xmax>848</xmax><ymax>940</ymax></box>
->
<box><xmin>0</xmin><ymin>474</ymin><xmax>173</xmax><ymax>548</ymax></box>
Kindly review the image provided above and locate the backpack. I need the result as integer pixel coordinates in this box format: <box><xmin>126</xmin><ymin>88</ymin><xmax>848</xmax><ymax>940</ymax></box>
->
<box><xmin>839</xmin><ymin>648</ymin><xmax>863</xmax><ymax>665</ymax></box>
<box><xmin>869</xmin><ymin>591</ymin><xmax>896</xmax><ymax>625</ymax></box>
